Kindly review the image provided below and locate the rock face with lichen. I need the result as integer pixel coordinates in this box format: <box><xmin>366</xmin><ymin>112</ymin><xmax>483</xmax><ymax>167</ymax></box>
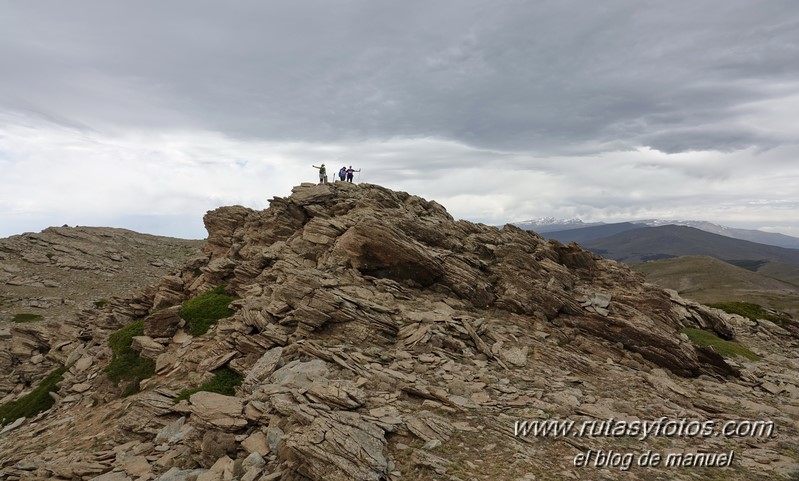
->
<box><xmin>0</xmin><ymin>182</ymin><xmax>798</xmax><ymax>481</ymax></box>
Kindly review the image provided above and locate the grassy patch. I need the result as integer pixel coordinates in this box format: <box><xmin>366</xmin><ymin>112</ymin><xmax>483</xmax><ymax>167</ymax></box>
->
<box><xmin>680</xmin><ymin>328</ymin><xmax>760</xmax><ymax>361</ymax></box>
<box><xmin>12</xmin><ymin>313</ymin><xmax>43</xmax><ymax>323</ymax></box>
<box><xmin>641</xmin><ymin>253</ymin><xmax>677</xmax><ymax>262</ymax></box>
<box><xmin>179</xmin><ymin>285</ymin><xmax>236</xmax><ymax>336</ymax></box>
<box><xmin>93</xmin><ymin>298</ymin><xmax>109</xmax><ymax>309</ymax></box>
<box><xmin>175</xmin><ymin>367</ymin><xmax>243</xmax><ymax>401</ymax></box>
<box><xmin>105</xmin><ymin>320</ymin><xmax>155</xmax><ymax>395</ymax></box>
<box><xmin>708</xmin><ymin>301</ymin><xmax>792</xmax><ymax>325</ymax></box>
<box><xmin>724</xmin><ymin>259</ymin><xmax>768</xmax><ymax>272</ymax></box>
<box><xmin>0</xmin><ymin>366</ymin><xmax>66</xmax><ymax>426</ymax></box>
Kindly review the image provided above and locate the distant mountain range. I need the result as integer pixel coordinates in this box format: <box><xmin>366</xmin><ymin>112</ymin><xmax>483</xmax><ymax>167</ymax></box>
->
<box><xmin>513</xmin><ymin>218</ymin><xmax>799</xmax><ymax>249</ymax></box>
<box><xmin>516</xmin><ymin>220</ymin><xmax>799</xmax><ymax>316</ymax></box>
<box><xmin>513</xmin><ymin>218</ymin><xmax>605</xmax><ymax>233</ymax></box>
<box><xmin>637</xmin><ymin>220</ymin><xmax>799</xmax><ymax>249</ymax></box>
<box><xmin>581</xmin><ymin>225</ymin><xmax>799</xmax><ymax>265</ymax></box>
<box><xmin>512</xmin><ymin>218</ymin><xmax>799</xmax><ymax>316</ymax></box>
<box><xmin>543</xmin><ymin>222</ymin><xmax>647</xmax><ymax>244</ymax></box>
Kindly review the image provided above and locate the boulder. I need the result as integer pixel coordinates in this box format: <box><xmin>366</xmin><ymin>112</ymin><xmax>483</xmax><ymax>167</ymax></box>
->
<box><xmin>241</xmin><ymin>347</ymin><xmax>283</xmax><ymax>394</ymax></box>
<box><xmin>189</xmin><ymin>392</ymin><xmax>247</xmax><ymax>431</ymax></box>
<box><xmin>131</xmin><ymin>336</ymin><xmax>165</xmax><ymax>360</ymax></box>
<box><xmin>280</xmin><ymin>411</ymin><xmax>388</xmax><ymax>481</ymax></box>
<box><xmin>144</xmin><ymin>306</ymin><xmax>183</xmax><ymax>338</ymax></box>
<box><xmin>332</xmin><ymin>219</ymin><xmax>444</xmax><ymax>286</ymax></box>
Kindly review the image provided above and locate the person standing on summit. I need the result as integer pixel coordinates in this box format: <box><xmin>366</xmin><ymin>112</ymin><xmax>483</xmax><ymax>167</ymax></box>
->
<box><xmin>312</xmin><ymin>164</ymin><xmax>327</xmax><ymax>184</ymax></box>
<box><xmin>338</xmin><ymin>166</ymin><xmax>347</xmax><ymax>182</ymax></box>
<box><xmin>346</xmin><ymin>165</ymin><xmax>360</xmax><ymax>183</ymax></box>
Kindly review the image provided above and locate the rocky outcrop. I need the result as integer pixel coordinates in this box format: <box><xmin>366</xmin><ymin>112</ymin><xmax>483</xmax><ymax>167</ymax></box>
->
<box><xmin>0</xmin><ymin>227</ymin><xmax>201</xmax><ymax>400</ymax></box>
<box><xmin>332</xmin><ymin>219</ymin><xmax>445</xmax><ymax>286</ymax></box>
<box><xmin>0</xmin><ymin>183</ymin><xmax>798</xmax><ymax>481</ymax></box>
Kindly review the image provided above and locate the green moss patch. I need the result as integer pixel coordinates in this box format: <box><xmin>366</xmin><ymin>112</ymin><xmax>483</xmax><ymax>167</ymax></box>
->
<box><xmin>105</xmin><ymin>320</ymin><xmax>155</xmax><ymax>395</ymax></box>
<box><xmin>12</xmin><ymin>313</ymin><xmax>43</xmax><ymax>323</ymax></box>
<box><xmin>708</xmin><ymin>301</ymin><xmax>791</xmax><ymax>325</ymax></box>
<box><xmin>0</xmin><ymin>366</ymin><xmax>66</xmax><ymax>426</ymax></box>
<box><xmin>680</xmin><ymin>328</ymin><xmax>760</xmax><ymax>361</ymax></box>
<box><xmin>93</xmin><ymin>298</ymin><xmax>109</xmax><ymax>309</ymax></box>
<box><xmin>175</xmin><ymin>367</ymin><xmax>243</xmax><ymax>402</ymax></box>
<box><xmin>180</xmin><ymin>285</ymin><xmax>236</xmax><ymax>336</ymax></box>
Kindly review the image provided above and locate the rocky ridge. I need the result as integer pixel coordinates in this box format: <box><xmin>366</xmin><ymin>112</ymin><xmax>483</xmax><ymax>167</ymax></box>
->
<box><xmin>0</xmin><ymin>182</ymin><xmax>797</xmax><ymax>481</ymax></box>
<box><xmin>0</xmin><ymin>227</ymin><xmax>201</xmax><ymax>399</ymax></box>
<box><xmin>0</xmin><ymin>226</ymin><xmax>201</xmax><ymax>319</ymax></box>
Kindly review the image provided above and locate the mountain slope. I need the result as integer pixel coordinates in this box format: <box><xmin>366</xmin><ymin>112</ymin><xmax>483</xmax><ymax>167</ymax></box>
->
<box><xmin>632</xmin><ymin>256</ymin><xmax>799</xmax><ymax>315</ymax></box>
<box><xmin>0</xmin><ymin>227</ymin><xmax>202</xmax><ymax>400</ymax></box>
<box><xmin>636</xmin><ymin>220</ymin><xmax>799</xmax><ymax>249</ymax></box>
<box><xmin>0</xmin><ymin>226</ymin><xmax>202</xmax><ymax>322</ymax></box>
<box><xmin>544</xmin><ymin>222</ymin><xmax>647</xmax><ymax>244</ymax></box>
<box><xmin>0</xmin><ymin>183</ymin><xmax>797</xmax><ymax>481</ymax></box>
<box><xmin>515</xmin><ymin>218</ymin><xmax>799</xmax><ymax>249</ymax></box>
<box><xmin>583</xmin><ymin>225</ymin><xmax>799</xmax><ymax>264</ymax></box>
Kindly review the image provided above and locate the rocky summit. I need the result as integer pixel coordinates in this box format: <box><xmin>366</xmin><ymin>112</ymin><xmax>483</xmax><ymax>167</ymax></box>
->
<box><xmin>0</xmin><ymin>182</ymin><xmax>798</xmax><ymax>481</ymax></box>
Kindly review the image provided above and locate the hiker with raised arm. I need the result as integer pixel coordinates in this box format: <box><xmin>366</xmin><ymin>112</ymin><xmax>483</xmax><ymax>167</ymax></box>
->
<box><xmin>346</xmin><ymin>165</ymin><xmax>361</xmax><ymax>183</ymax></box>
<box><xmin>312</xmin><ymin>164</ymin><xmax>328</xmax><ymax>184</ymax></box>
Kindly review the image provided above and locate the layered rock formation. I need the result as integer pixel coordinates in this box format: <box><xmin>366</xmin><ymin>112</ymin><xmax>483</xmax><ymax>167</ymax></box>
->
<box><xmin>0</xmin><ymin>226</ymin><xmax>202</xmax><ymax>319</ymax></box>
<box><xmin>0</xmin><ymin>226</ymin><xmax>201</xmax><ymax>401</ymax></box>
<box><xmin>0</xmin><ymin>183</ymin><xmax>797</xmax><ymax>481</ymax></box>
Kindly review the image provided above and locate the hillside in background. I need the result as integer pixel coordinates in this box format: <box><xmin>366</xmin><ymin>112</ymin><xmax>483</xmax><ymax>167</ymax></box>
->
<box><xmin>636</xmin><ymin>220</ymin><xmax>799</xmax><ymax>249</ymax></box>
<box><xmin>544</xmin><ymin>222</ymin><xmax>646</xmax><ymax>244</ymax></box>
<box><xmin>582</xmin><ymin>225</ymin><xmax>799</xmax><ymax>264</ymax></box>
<box><xmin>0</xmin><ymin>226</ymin><xmax>202</xmax><ymax>324</ymax></box>
<box><xmin>516</xmin><ymin>218</ymin><xmax>799</xmax><ymax>249</ymax></box>
<box><xmin>0</xmin><ymin>184</ymin><xmax>797</xmax><ymax>480</ymax></box>
<box><xmin>536</xmin><ymin>223</ymin><xmax>799</xmax><ymax>316</ymax></box>
<box><xmin>631</xmin><ymin>256</ymin><xmax>799</xmax><ymax>316</ymax></box>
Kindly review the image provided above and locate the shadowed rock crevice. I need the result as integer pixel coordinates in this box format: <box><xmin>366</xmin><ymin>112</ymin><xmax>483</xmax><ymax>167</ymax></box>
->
<box><xmin>333</xmin><ymin>220</ymin><xmax>445</xmax><ymax>287</ymax></box>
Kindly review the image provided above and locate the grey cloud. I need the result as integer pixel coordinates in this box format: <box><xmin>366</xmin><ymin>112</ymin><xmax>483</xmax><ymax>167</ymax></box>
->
<box><xmin>2</xmin><ymin>1</ymin><xmax>798</xmax><ymax>156</ymax></box>
<box><xmin>642</xmin><ymin>127</ymin><xmax>776</xmax><ymax>155</ymax></box>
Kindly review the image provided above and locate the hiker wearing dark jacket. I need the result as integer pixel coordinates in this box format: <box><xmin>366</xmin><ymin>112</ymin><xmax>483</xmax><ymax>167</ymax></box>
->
<box><xmin>346</xmin><ymin>166</ymin><xmax>360</xmax><ymax>183</ymax></box>
<box><xmin>338</xmin><ymin>166</ymin><xmax>347</xmax><ymax>181</ymax></box>
<box><xmin>312</xmin><ymin>164</ymin><xmax>327</xmax><ymax>184</ymax></box>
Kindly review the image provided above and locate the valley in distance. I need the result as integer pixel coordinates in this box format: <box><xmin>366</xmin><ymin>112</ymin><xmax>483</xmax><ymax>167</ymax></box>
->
<box><xmin>0</xmin><ymin>183</ymin><xmax>797</xmax><ymax>481</ymax></box>
<box><xmin>523</xmin><ymin>218</ymin><xmax>799</xmax><ymax>318</ymax></box>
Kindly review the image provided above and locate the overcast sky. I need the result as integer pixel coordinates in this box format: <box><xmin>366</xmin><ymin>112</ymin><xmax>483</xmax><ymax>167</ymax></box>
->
<box><xmin>2</xmin><ymin>1</ymin><xmax>798</xmax><ymax>239</ymax></box>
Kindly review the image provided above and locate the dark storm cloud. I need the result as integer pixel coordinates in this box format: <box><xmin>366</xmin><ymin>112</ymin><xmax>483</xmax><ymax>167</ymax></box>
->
<box><xmin>2</xmin><ymin>0</ymin><xmax>798</xmax><ymax>155</ymax></box>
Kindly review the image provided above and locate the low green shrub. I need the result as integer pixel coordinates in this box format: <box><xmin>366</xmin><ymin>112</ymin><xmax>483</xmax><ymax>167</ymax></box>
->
<box><xmin>105</xmin><ymin>320</ymin><xmax>155</xmax><ymax>396</ymax></box>
<box><xmin>93</xmin><ymin>298</ymin><xmax>109</xmax><ymax>309</ymax></box>
<box><xmin>175</xmin><ymin>367</ymin><xmax>243</xmax><ymax>402</ymax></box>
<box><xmin>180</xmin><ymin>285</ymin><xmax>236</xmax><ymax>336</ymax></box>
<box><xmin>680</xmin><ymin>328</ymin><xmax>759</xmax><ymax>361</ymax></box>
<box><xmin>708</xmin><ymin>301</ymin><xmax>791</xmax><ymax>325</ymax></box>
<box><xmin>12</xmin><ymin>313</ymin><xmax>43</xmax><ymax>323</ymax></box>
<box><xmin>0</xmin><ymin>366</ymin><xmax>66</xmax><ymax>426</ymax></box>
